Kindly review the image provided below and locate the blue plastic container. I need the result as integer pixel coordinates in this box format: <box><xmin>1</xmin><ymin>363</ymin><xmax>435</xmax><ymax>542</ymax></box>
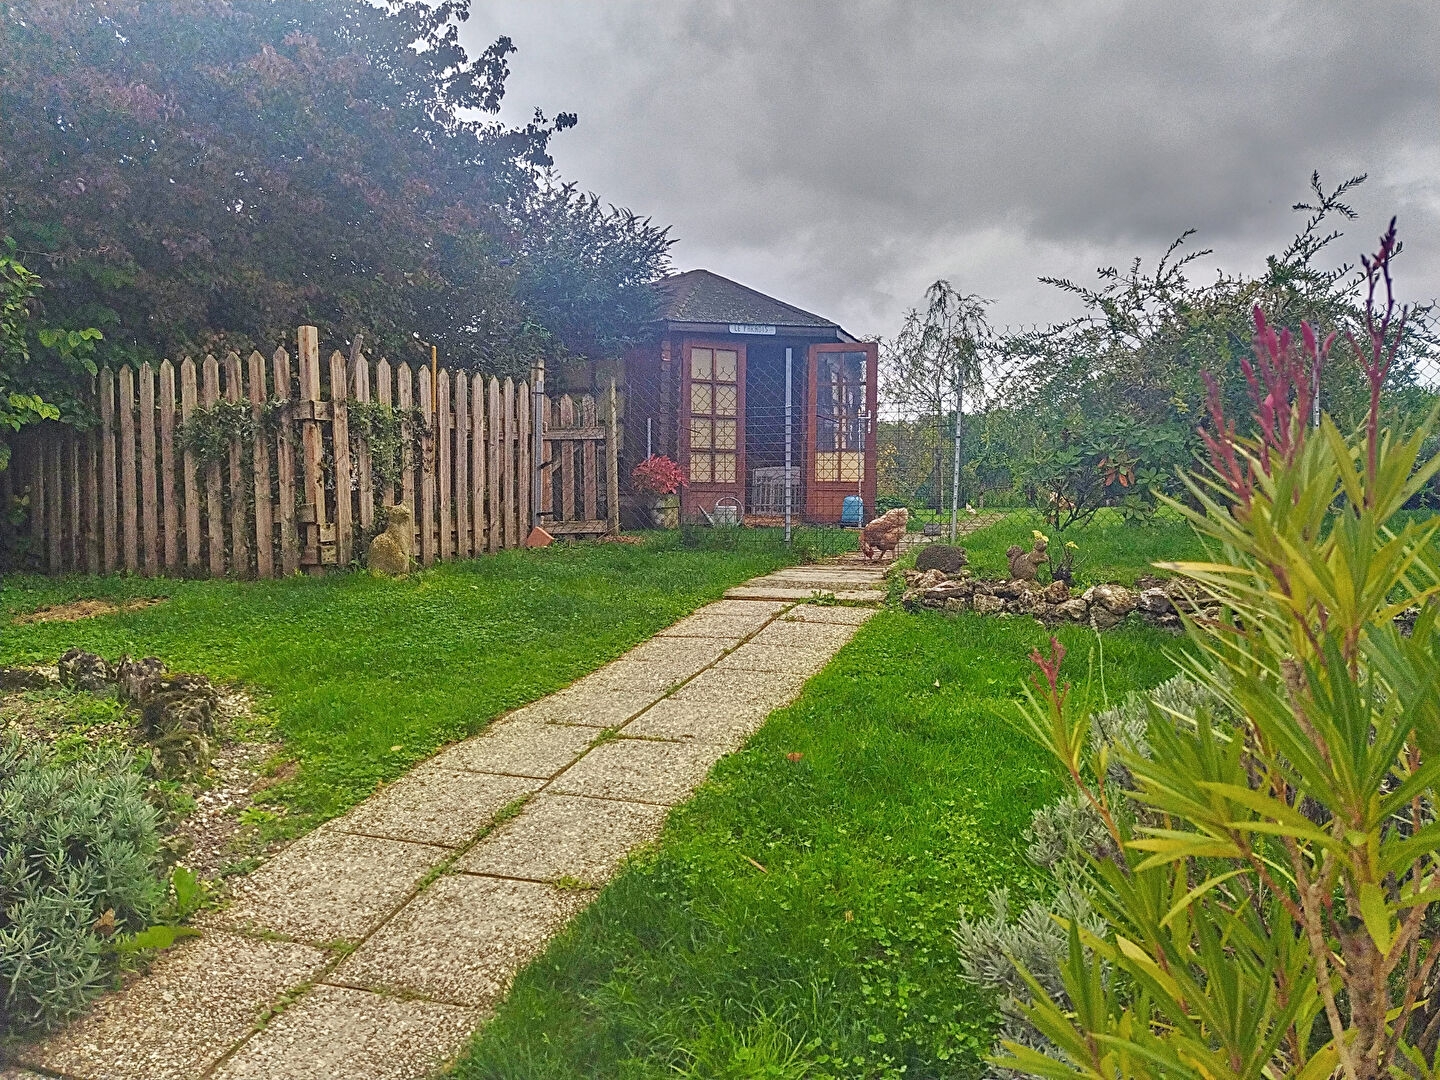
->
<box><xmin>840</xmin><ymin>495</ymin><xmax>864</xmax><ymax>527</ymax></box>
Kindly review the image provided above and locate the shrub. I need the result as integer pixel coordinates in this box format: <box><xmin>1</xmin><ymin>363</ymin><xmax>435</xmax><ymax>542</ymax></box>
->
<box><xmin>998</xmin><ymin>224</ymin><xmax>1440</xmax><ymax>1080</ymax></box>
<box><xmin>0</xmin><ymin>735</ymin><xmax>164</xmax><ymax>1035</ymax></box>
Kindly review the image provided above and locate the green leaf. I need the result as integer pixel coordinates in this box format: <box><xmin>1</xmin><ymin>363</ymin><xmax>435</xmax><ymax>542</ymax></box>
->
<box><xmin>1357</xmin><ymin>882</ymin><xmax>1393</xmax><ymax>956</ymax></box>
<box><xmin>116</xmin><ymin>924</ymin><xmax>201</xmax><ymax>954</ymax></box>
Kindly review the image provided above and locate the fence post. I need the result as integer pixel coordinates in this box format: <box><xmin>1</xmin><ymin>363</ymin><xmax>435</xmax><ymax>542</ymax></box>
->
<box><xmin>224</xmin><ymin>353</ymin><xmax>250</xmax><ymax>576</ymax></box>
<box><xmin>273</xmin><ymin>346</ymin><xmax>299</xmax><ymax>577</ymax></box>
<box><xmin>201</xmin><ymin>356</ymin><xmax>225</xmax><ymax>576</ymax></box>
<box><xmin>248</xmin><ymin>351</ymin><xmax>273</xmax><ymax>578</ymax></box>
<box><xmin>607</xmin><ymin>379</ymin><xmax>620</xmax><ymax>535</ymax></box>
<box><xmin>159</xmin><ymin>360</ymin><xmax>179</xmax><ymax>573</ymax></box>
<box><xmin>531</xmin><ymin>358</ymin><xmax>544</xmax><ymax>534</ymax></box>
<box><xmin>139</xmin><ymin>362</ymin><xmax>158</xmax><ymax>576</ymax></box>
<box><xmin>118</xmin><ymin>365</ymin><xmax>139</xmax><ymax>574</ymax></box>
<box><xmin>418</xmin><ymin>370</ymin><xmax>436</xmax><ymax>566</ymax></box>
<box><xmin>330</xmin><ymin>349</ymin><xmax>353</xmax><ymax>568</ymax></box>
<box><xmin>179</xmin><ymin>360</ymin><xmax>200</xmax><ymax>572</ymax></box>
<box><xmin>297</xmin><ymin>327</ymin><xmax>324</xmax><ymax>575</ymax></box>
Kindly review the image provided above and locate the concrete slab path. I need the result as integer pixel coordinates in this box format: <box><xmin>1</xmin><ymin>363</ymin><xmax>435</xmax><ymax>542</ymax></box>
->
<box><xmin>13</xmin><ymin>555</ymin><xmax>887</xmax><ymax>1080</ymax></box>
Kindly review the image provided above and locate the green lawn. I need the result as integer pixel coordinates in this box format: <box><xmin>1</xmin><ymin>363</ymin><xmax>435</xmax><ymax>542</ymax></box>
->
<box><xmin>955</xmin><ymin>507</ymin><xmax>1206</xmax><ymax>585</ymax></box>
<box><xmin>452</xmin><ymin>608</ymin><xmax>1187</xmax><ymax>1079</ymax></box>
<box><xmin>0</xmin><ymin>531</ymin><xmax>806</xmax><ymax>837</ymax></box>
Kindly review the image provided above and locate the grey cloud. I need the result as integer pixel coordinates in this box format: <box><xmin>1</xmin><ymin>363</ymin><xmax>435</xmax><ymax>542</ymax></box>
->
<box><xmin>470</xmin><ymin>1</ymin><xmax>1440</xmax><ymax>336</ymax></box>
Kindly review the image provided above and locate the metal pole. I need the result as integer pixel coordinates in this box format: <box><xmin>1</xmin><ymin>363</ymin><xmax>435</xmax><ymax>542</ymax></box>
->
<box><xmin>950</xmin><ymin>366</ymin><xmax>962</xmax><ymax>541</ymax></box>
<box><xmin>646</xmin><ymin>417</ymin><xmax>652</xmax><ymax>459</ymax></box>
<box><xmin>784</xmin><ymin>347</ymin><xmax>793</xmax><ymax>545</ymax></box>
<box><xmin>531</xmin><ymin>357</ymin><xmax>545</xmax><ymax>531</ymax></box>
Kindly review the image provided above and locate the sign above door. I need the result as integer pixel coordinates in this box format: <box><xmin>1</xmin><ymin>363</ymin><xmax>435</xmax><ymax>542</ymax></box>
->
<box><xmin>727</xmin><ymin>324</ymin><xmax>776</xmax><ymax>335</ymax></box>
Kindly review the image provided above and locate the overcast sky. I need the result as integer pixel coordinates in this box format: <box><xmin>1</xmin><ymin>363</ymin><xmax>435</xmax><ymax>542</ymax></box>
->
<box><xmin>468</xmin><ymin>1</ymin><xmax>1439</xmax><ymax>340</ymax></box>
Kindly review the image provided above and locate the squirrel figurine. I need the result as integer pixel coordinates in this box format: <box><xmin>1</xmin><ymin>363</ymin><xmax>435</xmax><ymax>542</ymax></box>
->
<box><xmin>367</xmin><ymin>505</ymin><xmax>414</xmax><ymax>577</ymax></box>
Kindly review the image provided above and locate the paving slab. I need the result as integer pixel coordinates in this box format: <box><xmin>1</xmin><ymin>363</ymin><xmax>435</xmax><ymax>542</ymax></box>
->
<box><xmin>724</xmin><ymin>586</ymin><xmax>882</xmax><ymax>603</ymax></box>
<box><xmin>713</xmin><ymin>642</ymin><xmax>835</xmax><ymax>677</ymax></box>
<box><xmin>211</xmin><ymin>984</ymin><xmax>477</xmax><ymax>1080</ymax></box>
<box><xmin>656</xmin><ymin>612</ymin><xmax>775</xmax><ymax>639</ymax></box>
<box><xmin>333</xmin><ymin>875</ymin><xmax>590</xmax><ymax>1008</ymax></box>
<box><xmin>622</xmin><ymin>635</ymin><xmax>731</xmax><ymax>667</ymax></box>
<box><xmin>669</xmin><ymin>667</ymin><xmax>810</xmax><ymax>710</ymax></box>
<box><xmin>549</xmin><ymin>736</ymin><xmax>726</xmax><ymax>804</ymax></box>
<box><xmin>19</xmin><ymin>932</ymin><xmax>326</xmax><ymax>1080</ymax></box>
<box><xmin>690</xmin><ymin>597</ymin><xmax>792</xmax><ymax>617</ymax></box>
<box><xmin>455</xmin><ymin>793</ymin><xmax>669</xmax><ymax>884</ymax></box>
<box><xmin>749</xmin><ymin>619</ymin><xmax>861</xmax><ymax>650</ymax></box>
<box><xmin>505</xmin><ymin>684</ymin><xmax>661</xmax><ymax>727</ymax></box>
<box><xmin>335</xmin><ymin>765</ymin><xmax>540</xmax><ymax>848</ymax></box>
<box><xmin>780</xmin><ymin>604</ymin><xmax>880</xmax><ymax>626</ymax></box>
<box><xmin>211</xmin><ymin>828</ymin><xmax>448</xmax><ymax>943</ymax></box>
<box><xmin>570</xmin><ymin>658</ymin><xmax>699</xmax><ymax>694</ymax></box>
<box><xmin>430</xmin><ymin>718</ymin><xmax>597</xmax><ymax>778</ymax></box>
<box><xmin>622</xmin><ymin>696</ymin><xmax>773</xmax><ymax>749</ymax></box>
<box><xmin>0</xmin><ymin>1069</ymin><xmax>47</xmax><ymax>1079</ymax></box>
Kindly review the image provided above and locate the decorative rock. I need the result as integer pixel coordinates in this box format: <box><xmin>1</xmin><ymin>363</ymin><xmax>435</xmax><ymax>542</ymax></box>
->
<box><xmin>913</xmin><ymin>568</ymin><xmax>948</xmax><ymax>591</ymax></box>
<box><xmin>0</xmin><ymin>666</ymin><xmax>54</xmax><ymax>691</ymax></box>
<box><xmin>914</xmin><ymin>544</ymin><xmax>968</xmax><ymax>574</ymax></box>
<box><xmin>1090</xmin><ymin>607</ymin><xmax>1124</xmax><ymax>630</ymax></box>
<box><xmin>1055</xmin><ymin>598</ymin><xmax>1090</xmax><ymax>621</ymax></box>
<box><xmin>116</xmin><ymin>655</ymin><xmax>167</xmax><ymax>703</ymax></box>
<box><xmin>922</xmin><ymin>522</ymin><xmax>943</xmax><ymax>537</ymax></box>
<box><xmin>58</xmin><ymin>648</ymin><xmax>113</xmax><ymax>691</ymax></box>
<box><xmin>973</xmin><ymin>593</ymin><xmax>1005</xmax><ymax>615</ymax></box>
<box><xmin>924</xmin><ymin>580</ymin><xmax>973</xmax><ymax>603</ymax></box>
<box><xmin>116</xmin><ymin>656</ymin><xmax>219</xmax><ymax>779</ymax></box>
<box><xmin>1042</xmin><ymin>579</ymin><xmax>1070</xmax><ymax>604</ymax></box>
<box><xmin>1085</xmin><ymin>584</ymin><xmax>1137</xmax><ymax>617</ymax></box>
<box><xmin>1137</xmin><ymin>587</ymin><xmax>1173</xmax><ymax>616</ymax></box>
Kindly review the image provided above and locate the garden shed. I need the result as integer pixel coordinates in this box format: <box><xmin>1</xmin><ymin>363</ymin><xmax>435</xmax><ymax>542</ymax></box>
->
<box><xmin>623</xmin><ymin>269</ymin><xmax>877</xmax><ymax>525</ymax></box>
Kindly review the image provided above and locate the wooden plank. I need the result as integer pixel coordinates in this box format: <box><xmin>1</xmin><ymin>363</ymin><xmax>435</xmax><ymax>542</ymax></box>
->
<box><xmin>539</xmin><ymin>397</ymin><xmax>554</xmax><ymax>522</ymax></box>
<box><xmin>201</xmin><ymin>356</ymin><xmax>224</xmax><ymax>576</ymax></box>
<box><xmin>558</xmin><ymin>395</ymin><xmax>576</xmax><ymax>526</ymax></box>
<box><xmin>224</xmin><ymin>353</ymin><xmax>250</xmax><ymax>576</ymax></box>
<box><xmin>118</xmin><ymin>365</ymin><xmax>139</xmax><ymax>573</ymax></box>
<box><xmin>396</xmin><ymin>362</ymin><xmax>416</xmax><ymax>549</ymax></box>
<box><xmin>297</xmin><ymin>327</ymin><xmax>324</xmax><ymax>575</ymax></box>
<box><xmin>83</xmin><ymin>428</ymin><xmax>100</xmax><ymax>574</ymax></box>
<box><xmin>486</xmin><ymin>377</ymin><xmax>500</xmax><ymax>553</ymax></box>
<box><xmin>159</xmin><ymin>360</ymin><xmax>179</xmax><ymax>573</ymax></box>
<box><xmin>417</xmin><ymin>372</ymin><xmax>436</xmax><ymax>566</ymax></box>
<box><xmin>248</xmin><ymin>351</ymin><xmax>273</xmax><ymax>579</ymax></box>
<box><xmin>547</xmin><ymin>519</ymin><xmax>611</xmax><ymax>536</ymax></box>
<box><xmin>453</xmin><ymin>372</ymin><xmax>470</xmax><ymax>558</ymax></box>
<box><xmin>139</xmin><ymin>361</ymin><xmax>158</xmax><ymax>576</ymax></box>
<box><xmin>99</xmin><ymin>368</ymin><xmax>118</xmax><ymax>571</ymax></box>
<box><xmin>66</xmin><ymin>431</ymin><xmax>81</xmax><ymax>569</ymax></box>
<box><xmin>517</xmin><ymin>380</ymin><xmax>531</xmax><ymax>539</ymax></box>
<box><xmin>180</xmin><ymin>359</ymin><xmax>201</xmax><ymax>571</ymax></box>
<box><xmin>470</xmin><ymin>374</ymin><xmax>485</xmax><ymax>554</ymax></box>
<box><xmin>542</xmin><ymin>425</ymin><xmax>607</xmax><ymax>441</ymax></box>
<box><xmin>607</xmin><ymin>379</ymin><xmax>621</xmax><ymax>535</ymax></box>
<box><xmin>46</xmin><ymin>433</ymin><xmax>62</xmax><ymax>572</ymax></box>
<box><xmin>581</xmin><ymin>395</ymin><xmax>598</xmax><ymax>523</ymax></box>
<box><xmin>437</xmin><ymin>368</ymin><xmax>452</xmax><ymax>561</ymax></box>
<box><xmin>353</xmin><ymin>348</ymin><xmax>374</xmax><ymax>535</ymax></box>
<box><xmin>329</xmin><ymin>350</ymin><xmax>353</xmax><ymax>567</ymax></box>
<box><xmin>273</xmin><ymin>347</ymin><xmax>299</xmax><ymax>577</ymax></box>
<box><xmin>375</xmin><ymin>357</ymin><xmax>395</xmax><ymax>508</ymax></box>
<box><xmin>499</xmin><ymin>378</ymin><xmax>514</xmax><ymax>548</ymax></box>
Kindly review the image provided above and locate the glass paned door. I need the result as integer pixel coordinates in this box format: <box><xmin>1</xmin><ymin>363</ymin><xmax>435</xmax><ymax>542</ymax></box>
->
<box><xmin>686</xmin><ymin>345</ymin><xmax>740</xmax><ymax>484</ymax></box>
<box><xmin>814</xmin><ymin>350</ymin><xmax>867</xmax><ymax>482</ymax></box>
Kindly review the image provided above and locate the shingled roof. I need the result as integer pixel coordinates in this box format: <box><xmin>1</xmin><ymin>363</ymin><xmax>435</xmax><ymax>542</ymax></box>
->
<box><xmin>655</xmin><ymin>269</ymin><xmax>844</xmax><ymax>333</ymax></box>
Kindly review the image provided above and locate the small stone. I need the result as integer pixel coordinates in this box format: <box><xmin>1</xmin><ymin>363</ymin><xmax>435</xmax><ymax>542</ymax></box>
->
<box><xmin>1055</xmin><ymin>598</ymin><xmax>1090</xmax><ymax>621</ymax></box>
<box><xmin>58</xmin><ymin>648</ymin><xmax>113</xmax><ymax>691</ymax></box>
<box><xmin>914</xmin><ymin>544</ymin><xmax>968</xmax><ymax>574</ymax></box>
<box><xmin>941</xmin><ymin>597</ymin><xmax>968</xmax><ymax>613</ymax></box>
<box><xmin>924</xmin><ymin>579</ymin><xmax>972</xmax><ymax>603</ymax></box>
<box><xmin>972</xmin><ymin>593</ymin><xmax>1005</xmax><ymax>616</ymax></box>
<box><xmin>0</xmin><ymin>666</ymin><xmax>54</xmax><ymax>691</ymax></box>
<box><xmin>922</xmin><ymin>522</ymin><xmax>943</xmax><ymax>537</ymax></box>
<box><xmin>1085</xmin><ymin>584</ymin><xmax>1137</xmax><ymax>617</ymax></box>
<box><xmin>1090</xmin><ymin>607</ymin><xmax>1123</xmax><ymax>630</ymax></box>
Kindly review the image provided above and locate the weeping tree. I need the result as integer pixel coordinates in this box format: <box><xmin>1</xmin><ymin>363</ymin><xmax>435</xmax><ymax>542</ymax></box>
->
<box><xmin>882</xmin><ymin>280</ymin><xmax>993</xmax><ymax>535</ymax></box>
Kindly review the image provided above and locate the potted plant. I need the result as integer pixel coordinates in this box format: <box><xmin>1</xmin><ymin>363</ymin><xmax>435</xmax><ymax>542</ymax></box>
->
<box><xmin>631</xmin><ymin>455</ymin><xmax>686</xmax><ymax>528</ymax></box>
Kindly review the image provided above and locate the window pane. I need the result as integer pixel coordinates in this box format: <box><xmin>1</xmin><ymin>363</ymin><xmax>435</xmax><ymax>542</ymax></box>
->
<box><xmin>690</xmin><ymin>418</ymin><xmax>712</xmax><ymax>449</ymax></box>
<box><xmin>715</xmin><ymin>385</ymin><xmax>738</xmax><ymax>417</ymax></box>
<box><xmin>714</xmin><ymin>419</ymin><xmax>736</xmax><ymax>450</ymax></box>
<box><xmin>690</xmin><ymin>383</ymin><xmax>712</xmax><ymax>415</ymax></box>
<box><xmin>714</xmin><ymin>350</ymin><xmax>738</xmax><ymax>382</ymax></box>
<box><xmin>814</xmin><ymin>451</ymin><xmax>838</xmax><ymax>482</ymax></box>
<box><xmin>690</xmin><ymin>348</ymin><xmax>712</xmax><ymax>380</ymax></box>
<box><xmin>714</xmin><ymin>453</ymin><xmax>736</xmax><ymax>483</ymax></box>
<box><xmin>839</xmin><ymin>451</ymin><xmax>863</xmax><ymax>481</ymax></box>
<box><xmin>690</xmin><ymin>455</ymin><xmax>711</xmax><ymax>483</ymax></box>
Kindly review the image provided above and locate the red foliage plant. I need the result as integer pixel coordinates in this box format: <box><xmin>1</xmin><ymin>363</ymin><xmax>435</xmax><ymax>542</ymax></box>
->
<box><xmin>631</xmin><ymin>455</ymin><xmax>687</xmax><ymax>497</ymax></box>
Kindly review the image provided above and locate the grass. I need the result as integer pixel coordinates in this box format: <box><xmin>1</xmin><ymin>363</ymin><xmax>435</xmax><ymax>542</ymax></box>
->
<box><xmin>0</xmin><ymin>530</ymin><xmax>811</xmax><ymax>838</ymax></box>
<box><xmin>452</xmin><ymin>610</ymin><xmax>1188</xmax><ymax>1079</ymax></box>
<box><xmin>954</xmin><ymin>507</ymin><xmax>1206</xmax><ymax>585</ymax></box>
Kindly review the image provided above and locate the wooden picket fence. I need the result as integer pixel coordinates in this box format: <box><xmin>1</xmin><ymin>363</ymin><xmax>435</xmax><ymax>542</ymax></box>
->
<box><xmin>3</xmin><ymin>326</ymin><xmax>619</xmax><ymax>578</ymax></box>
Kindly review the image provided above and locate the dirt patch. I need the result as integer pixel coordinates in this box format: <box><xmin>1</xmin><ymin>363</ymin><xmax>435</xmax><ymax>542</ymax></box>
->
<box><xmin>12</xmin><ymin>597</ymin><xmax>165</xmax><ymax>624</ymax></box>
<box><xmin>595</xmin><ymin>533</ymin><xmax>646</xmax><ymax>544</ymax></box>
<box><xmin>172</xmin><ymin>738</ymin><xmax>286</xmax><ymax>879</ymax></box>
